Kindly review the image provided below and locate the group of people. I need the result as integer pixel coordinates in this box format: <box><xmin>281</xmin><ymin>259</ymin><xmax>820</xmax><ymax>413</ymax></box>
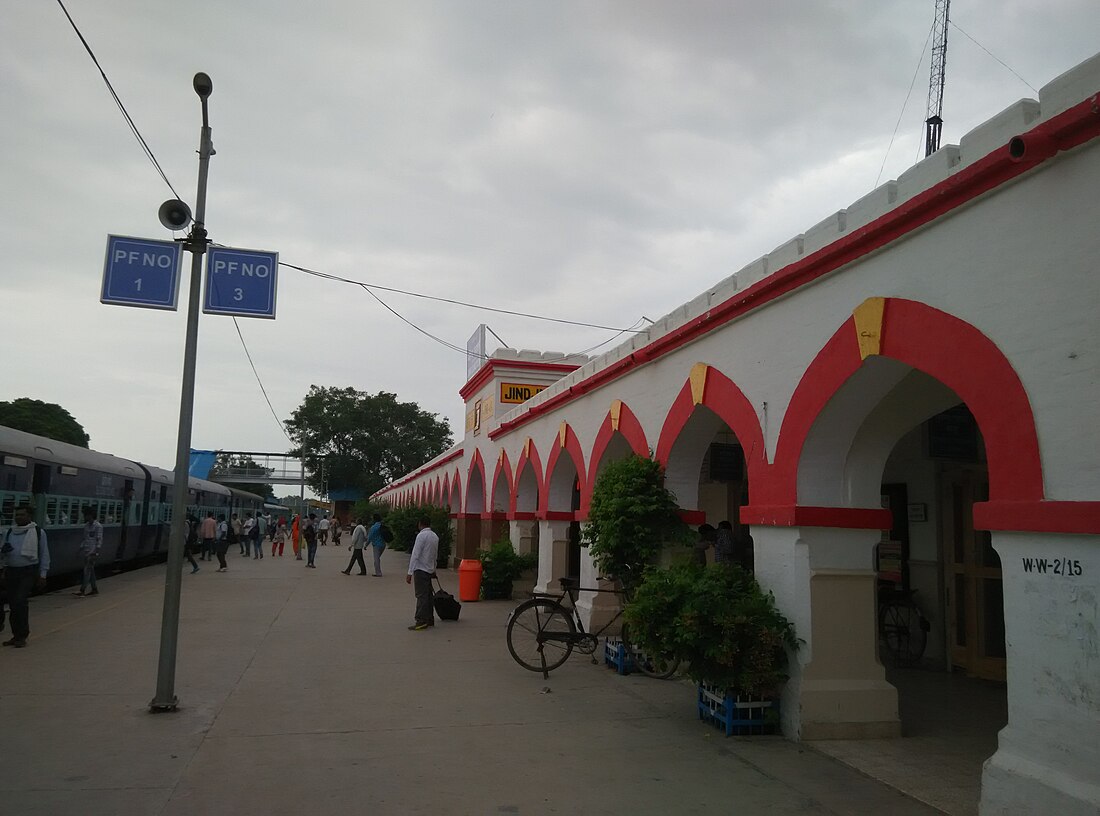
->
<box><xmin>1</xmin><ymin>502</ymin><xmax>442</xmax><ymax>648</ymax></box>
<box><xmin>182</xmin><ymin>511</ymin><xmax>343</xmax><ymax>572</ymax></box>
<box><xmin>694</xmin><ymin>520</ymin><xmax>754</xmax><ymax>572</ymax></box>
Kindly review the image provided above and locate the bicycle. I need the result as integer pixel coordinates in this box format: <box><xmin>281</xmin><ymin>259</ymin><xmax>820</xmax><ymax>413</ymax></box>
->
<box><xmin>506</xmin><ymin>577</ymin><xmax>680</xmax><ymax>680</ymax></box>
<box><xmin>878</xmin><ymin>586</ymin><xmax>930</xmax><ymax>667</ymax></box>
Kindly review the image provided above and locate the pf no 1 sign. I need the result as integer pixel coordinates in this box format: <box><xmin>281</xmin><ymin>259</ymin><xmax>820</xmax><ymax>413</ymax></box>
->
<box><xmin>203</xmin><ymin>246</ymin><xmax>279</xmax><ymax>319</ymax></box>
<box><xmin>101</xmin><ymin>235</ymin><xmax>183</xmax><ymax>310</ymax></box>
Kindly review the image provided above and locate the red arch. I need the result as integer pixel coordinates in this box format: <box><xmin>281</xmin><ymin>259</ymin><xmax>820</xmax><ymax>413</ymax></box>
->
<box><xmin>449</xmin><ymin>470</ymin><xmax>463</xmax><ymax>512</ymax></box>
<box><xmin>465</xmin><ymin>450</ymin><xmax>488</xmax><ymax>512</ymax></box>
<box><xmin>655</xmin><ymin>366</ymin><xmax>768</xmax><ymax>481</ymax></box>
<box><xmin>771</xmin><ymin>298</ymin><xmax>1044</xmax><ymax>505</ymax></box>
<box><xmin>491</xmin><ymin>451</ymin><xmax>514</xmax><ymax>513</ymax></box>
<box><xmin>433</xmin><ymin>476</ymin><xmax>442</xmax><ymax>505</ymax></box>
<box><xmin>582</xmin><ymin>402</ymin><xmax>650</xmax><ymax>514</ymax></box>
<box><xmin>541</xmin><ymin>425</ymin><xmax>588</xmax><ymax>514</ymax></box>
<box><xmin>441</xmin><ymin>473</ymin><xmax>451</xmax><ymax>506</ymax></box>
<box><xmin>510</xmin><ymin>441</ymin><xmax>545</xmax><ymax>515</ymax></box>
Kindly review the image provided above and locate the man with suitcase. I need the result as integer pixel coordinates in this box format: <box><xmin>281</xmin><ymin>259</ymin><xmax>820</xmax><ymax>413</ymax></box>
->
<box><xmin>405</xmin><ymin>517</ymin><xmax>438</xmax><ymax>631</ymax></box>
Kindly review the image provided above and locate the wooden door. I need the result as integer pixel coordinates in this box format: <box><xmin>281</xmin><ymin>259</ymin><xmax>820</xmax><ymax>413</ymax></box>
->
<box><xmin>942</xmin><ymin>467</ymin><xmax>1005</xmax><ymax>681</ymax></box>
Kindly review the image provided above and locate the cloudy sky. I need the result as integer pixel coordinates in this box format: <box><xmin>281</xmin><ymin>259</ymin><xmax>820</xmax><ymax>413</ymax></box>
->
<box><xmin>3</xmin><ymin>1</ymin><xmax>1097</xmax><ymax>478</ymax></box>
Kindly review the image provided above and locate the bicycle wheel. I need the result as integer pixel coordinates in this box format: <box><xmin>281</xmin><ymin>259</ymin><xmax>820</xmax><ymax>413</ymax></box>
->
<box><xmin>621</xmin><ymin>623</ymin><xmax>680</xmax><ymax>679</ymax></box>
<box><xmin>507</xmin><ymin>599</ymin><xmax>577</xmax><ymax>674</ymax></box>
<box><xmin>879</xmin><ymin>600</ymin><xmax>928</xmax><ymax>666</ymax></box>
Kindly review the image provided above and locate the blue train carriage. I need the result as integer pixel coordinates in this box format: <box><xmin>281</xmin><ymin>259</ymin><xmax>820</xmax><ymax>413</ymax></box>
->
<box><xmin>0</xmin><ymin>425</ymin><xmax>148</xmax><ymax>576</ymax></box>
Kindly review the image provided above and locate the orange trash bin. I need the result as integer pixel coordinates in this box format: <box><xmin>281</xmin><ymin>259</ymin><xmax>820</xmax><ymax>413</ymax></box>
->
<box><xmin>458</xmin><ymin>559</ymin><xmax>483</xmax><ymax>602</ymax></box>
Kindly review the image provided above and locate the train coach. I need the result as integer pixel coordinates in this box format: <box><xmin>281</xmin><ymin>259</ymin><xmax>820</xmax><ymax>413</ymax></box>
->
<box><xmin>0</xmin><ymin>425</ymin><xmax>266</xmax><ymax>579</ymax></box>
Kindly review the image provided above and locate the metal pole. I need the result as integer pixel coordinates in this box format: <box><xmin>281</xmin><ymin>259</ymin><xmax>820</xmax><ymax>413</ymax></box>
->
<box><xmin>151</xmin><ymin>73</ymin><xmax>214</xmax><ymax>712</ymax></box>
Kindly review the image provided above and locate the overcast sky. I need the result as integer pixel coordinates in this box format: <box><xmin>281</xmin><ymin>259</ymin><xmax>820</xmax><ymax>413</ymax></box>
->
<box><xmin>2</xmin><ymin>1</ymin><xmax>1097</xmax><ymax>478</ymax></box>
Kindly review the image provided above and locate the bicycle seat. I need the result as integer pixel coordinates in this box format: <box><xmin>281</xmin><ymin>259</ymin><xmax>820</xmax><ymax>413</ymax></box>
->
<box><xmin>558</xmin><ymin>576</ymin><xmax>578</xmax><ymax>590</ymax></box>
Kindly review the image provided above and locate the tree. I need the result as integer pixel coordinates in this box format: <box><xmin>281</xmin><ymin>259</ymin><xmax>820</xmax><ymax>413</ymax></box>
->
<box><xmin>582</xmin><ymin>455</ymin><xmax>690</xmax><ymax>593</ymax></box>
<box><xmin>209</xmin><ymin>453</ymin><xmax>274</xmax><ymax>499</ymax></box>
<box><xmin>285</xmin><ymin>386</ymin><xmax>453</xmax><ymax>497</ymax></box>
<box><xmin>0</xmin><ymin>398</ymin><xmax>90</xmax><ymax>448</ymax></box>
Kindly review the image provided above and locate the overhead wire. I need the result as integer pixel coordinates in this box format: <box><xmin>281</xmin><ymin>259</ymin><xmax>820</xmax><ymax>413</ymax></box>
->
<box><xmin>949</xmin><ymin>21</ymin><xmax>1037</xmax><ymax>93</ymax></box>
<box><xmin>54</xmin><ymin>0</ymin><xmax>182</xmax><ymax>201</ymax></box>
<box><xmin>60</xmin><ymin>1</ymin><xmax>655</xmax><ymax>414</ymax></box>
<box><xmin>58</xmin><ymin>5</ymin><xmax>288</xmax><ymax>441</ymax></box>
<box><xmin>875</xmin><ymin>20</ymin><xmax>934</xmax><ymax>188</ymax></box>
<box><xmin>280</xmin><ymin>261</ymin><xmax>645</xmax><ymax>333</ymax></box>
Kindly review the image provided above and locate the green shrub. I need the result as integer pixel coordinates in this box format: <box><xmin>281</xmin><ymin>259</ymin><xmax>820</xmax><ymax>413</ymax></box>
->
<box><xmin>624</xmin><ymin>562</ymin><xmax>798</xmax><ymax>696</ymax></box>
<box><xmin>376</xmin><ymin>503</ymin><xmax>452</xmax><ymax>568</ymax></box>
<box><xmin>582</xmin><ymin>456</ymin><xmax>690</xmax><ymax>593</ymax></box>
<box><xmin>478</xmin><ymin>537</ymin><xmax>538</xmax><ymax>599</ymax></box>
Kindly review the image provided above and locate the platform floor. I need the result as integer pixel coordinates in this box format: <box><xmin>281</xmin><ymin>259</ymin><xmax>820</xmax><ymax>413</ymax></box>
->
<box><xmin>1</xmin><ymin>545</ymin><xmax>967</xmax><ymax>815</ymax></box>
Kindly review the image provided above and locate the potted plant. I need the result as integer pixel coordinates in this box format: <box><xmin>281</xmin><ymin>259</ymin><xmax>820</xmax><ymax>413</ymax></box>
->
<box><xmin>624</xmin><ymin>561</ymin><xmax>798</xmax><ymax>735</ymax></box>
<box><xmin>583</xmin><ymin>455</ymin><xmax>690</xmax><ymax>594</ymax></box>
<box><xmin>477</xmin><ymin>537</ymin><xmax>538</xmax><ymax>600</ymax></box>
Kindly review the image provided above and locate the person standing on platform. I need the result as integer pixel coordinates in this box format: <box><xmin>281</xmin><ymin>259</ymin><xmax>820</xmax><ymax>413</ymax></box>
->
<box><xmin>200</xmin><ymin>511</ymin><xmax>217</xmax><ymax>561</ymax></box>
<box><xmin>183</xmin><ymin>514</ymin><xmax>201</xmax><ymax>574</ymax></box>
<box><xmin>291</xmin><ymin>515</ymin><xmax>301</xmax><ymax>560</ymax></box>
<box><xmin>2</xmin><ymin>503</ymin><xmax>50</xmax><ymax>648</ymax></box>
<box><xmin>304</xmin><ymin>514</ymin><xmax>318</xmax><ymax>568</ymax></box>
<box><xmin>241</xmin><ymin>513</ymin><xmax>255</xmax><ymax>557</ymax></box>
<box><xmin>73</xmin><ymin>506</ymin><xmax>103</xmax><ymax>597</ymax></box>
<box><xmin>342</xmin><ymin>517</ymin><xmax>368</xmax><ymax>575</ymax></box>
<box><xmin>252</xmin><ymin>513</ymin><xmax>265</xmax><ymax>559</ymax></box>
<box><xmin>215</xmin><ymin>514</ymin><xmax>230</xmax><ymax>572</ymax></box>
<box><xmin>367</xmin><ymin>513</ymin><xmax>387</xmax><ymax>577</ymax></box>
<box><xmin>317</xmin><ymin>514</ymin><xmax>330</xmax><ymax>546</ymax></box>
<box><xmin>272</xmin><ymin>517</ymin><xmax>287</xmax><ymax>557</ymax></box>
<box><xmin>331</xmin><ymin>519</ymin><xmax>343</xmax><ymax>548</ymax></box>
<box><xmin>232</xmin><ymin>513</ymin><xmax>245</xmax><ymax>556</ymax></box>
<box><xmin>405</xmin><ymin>517</ymin><xmax>438</xmax><ymax>631</ymax></box>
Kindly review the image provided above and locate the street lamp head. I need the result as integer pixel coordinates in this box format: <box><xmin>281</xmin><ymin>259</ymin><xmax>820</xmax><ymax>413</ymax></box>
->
<box><xmin>193</xmin><ymin>72</ymin><xmax>213</xmax><ymax>99</ymax></box>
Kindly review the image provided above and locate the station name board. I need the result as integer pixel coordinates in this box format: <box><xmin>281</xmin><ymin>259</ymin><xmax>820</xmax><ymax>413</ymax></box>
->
<box><xmin>500</xmin><ymin>382</ymin><xmax>547</xmax><ymax>404</ymax></box>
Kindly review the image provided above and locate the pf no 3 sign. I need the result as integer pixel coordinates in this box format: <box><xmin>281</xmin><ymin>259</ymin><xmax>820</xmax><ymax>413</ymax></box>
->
<box><xmin>203</xmin><ymin>246</ymin><xmax>279</xmax><ymax>319</ymax></box>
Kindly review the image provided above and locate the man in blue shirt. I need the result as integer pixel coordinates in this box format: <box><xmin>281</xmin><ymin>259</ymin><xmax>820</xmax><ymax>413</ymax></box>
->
<box><xmin>367</xmin><ymin>513</ymin><xmax>386</xmax><ymax>577</ymax></box>
<box><xmin>2</xmin><ymin>503</ymin><xmax>51</xmax><ymax>648</ymax></box>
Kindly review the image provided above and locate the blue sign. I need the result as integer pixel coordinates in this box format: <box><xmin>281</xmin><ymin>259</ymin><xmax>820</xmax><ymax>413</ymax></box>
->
<box><xmin>101</xmin><ymin>235</ymin><xmax>183</xmax><ymax>310</ymax></box>
<box><xmin>203</xmin><ymin>246</ymin><xmax>279</xmax><ymax>319</ymax></box>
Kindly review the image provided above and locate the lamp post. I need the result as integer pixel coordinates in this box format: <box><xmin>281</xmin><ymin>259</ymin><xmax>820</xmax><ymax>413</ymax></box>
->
<box><xmin>150</xmin><ymin>72</ymin><xmax>214</xmax><ymax>712</ymax></box>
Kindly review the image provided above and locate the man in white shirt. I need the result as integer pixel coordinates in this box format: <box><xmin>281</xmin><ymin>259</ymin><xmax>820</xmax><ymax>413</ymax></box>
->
<box><xmin>342</xmin><ymin>517</ymin><xmax>368</xmax><ymax>576</ymax></box>
<box><xmin>317</xmin><ymin>514</ymin><xmax>331</xmax><ymax>546</ymax></box>
<box><xmin>74</xmin><ymin>506</ymin><xmax>103</xmax><ymax>597</ymax></box>
<box><xmin>405</xmin><ymin>517</ymin><xmax>439</xmax><ymax>631</ymax></box>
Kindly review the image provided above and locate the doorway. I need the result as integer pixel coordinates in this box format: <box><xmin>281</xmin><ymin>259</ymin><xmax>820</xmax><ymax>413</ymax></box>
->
<box><xmin>941</xmin><ymin>465</ymin><xmax>1004</xmax><ymax>681</ymax></box>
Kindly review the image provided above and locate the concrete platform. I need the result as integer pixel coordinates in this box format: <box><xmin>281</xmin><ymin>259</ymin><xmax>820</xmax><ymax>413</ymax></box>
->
<box><xmin>0</xmin><ymin>545</ymin><xmax>942</xmax><ymax>815</ymax></box>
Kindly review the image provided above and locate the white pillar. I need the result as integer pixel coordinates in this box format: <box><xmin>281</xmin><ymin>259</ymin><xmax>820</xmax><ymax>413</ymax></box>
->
<box><xmin>509</xmin><ymin>519</ymin><xmax>538</xmax><ymax>556</ymax></box>
<box><xmin>980</xmin><ymin>531</ymin><xmax>1100</xmax><ymax>816</ymax></box>
<box><xmin>754</xmin><ymin>524</ymin><xmax>900</xmax><ymax>740</ymax></box>
<box><xmin>575</xmin><ymin>547</ymin><xmax>621</xmax><ymax>634</ymax></box>
<box><xmin>535</xmin><ymin>519</ymin><xmax>571</xmax><ymax>594</ymax></box>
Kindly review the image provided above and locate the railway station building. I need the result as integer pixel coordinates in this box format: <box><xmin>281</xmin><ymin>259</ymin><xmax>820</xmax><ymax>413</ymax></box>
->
<box><xmin>375</xmin><ymin>53</ymin><xmax>1100</xmax><ymax>815</ymax></box>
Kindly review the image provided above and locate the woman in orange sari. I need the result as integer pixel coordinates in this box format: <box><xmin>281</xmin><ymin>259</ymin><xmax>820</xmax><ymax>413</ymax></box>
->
<box><xmin>291</xmin><ymin>515</ymin><xmax>301</xmax><ymax>560</ymax></box>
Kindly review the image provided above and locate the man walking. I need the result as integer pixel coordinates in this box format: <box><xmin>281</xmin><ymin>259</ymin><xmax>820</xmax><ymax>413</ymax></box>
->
<box><xmin>200</xmin><ymin>511</ymin><xmax>217</xmax><ymax>561</ymax></box>
<box><xmin>317</xmin><ymin>514</ymin><xmax>330</xmax><ymax>546</ymax></box>
<box><xmin>2</xmin><ymin>503</ymin><xmax>51</xmax><ymax>648</ymax></box>
<box><xmin>304</xmin><ymin>514</ymin><xmax>318</xmax><ymax>568</ymax></box>
<box><xmin>252</xmin><ymin>513</ymin><xmax>265</xmax><ymax>559</ymax></box>
<box><xmin>367</xmin><ymin>513</ymin><xmax>387</xmax><ymax>577</ymax></box>
<box><xmin>74</xmin><ymin>506</ymin><xmax>102</xmax><ymax>596</ymax></box>
<box><xmin>342</xmin><ymin>517</ymin><xmax>368</xmax><ymax>575</ymax></box>
<box><xmin>215</xmin><ymin>514</ymin><xmax>229</xmax><ymax>572</ymax></box>
<box><xmin>405</xmin><ymin>516</ymin><xmax>438</xmax><ymax>631</ymax></box>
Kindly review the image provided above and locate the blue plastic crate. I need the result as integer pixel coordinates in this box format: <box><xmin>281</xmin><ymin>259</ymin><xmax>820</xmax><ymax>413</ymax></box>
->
<box><xmin>603</xmin><ymin>637</ymin><xmax>634</xmax><ymax>675</ymax></box>
<box><xmin>697</xmin><ymin>683</ymin><xmax>778</xmax><ymax>736</ymax></box>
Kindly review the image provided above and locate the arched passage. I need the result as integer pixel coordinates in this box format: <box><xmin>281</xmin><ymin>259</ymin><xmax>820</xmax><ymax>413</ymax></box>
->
<box><xmin>582</xmin><ymin>400</ymin><xmax>649</xmax><ymax>515</ymax></box>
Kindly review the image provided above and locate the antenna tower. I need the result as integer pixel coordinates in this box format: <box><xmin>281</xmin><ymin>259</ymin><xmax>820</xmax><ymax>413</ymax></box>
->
<box><xmin>924</xmin><ymin>0</ymin><xmax>951</xmax><ymax>156</ymax></box>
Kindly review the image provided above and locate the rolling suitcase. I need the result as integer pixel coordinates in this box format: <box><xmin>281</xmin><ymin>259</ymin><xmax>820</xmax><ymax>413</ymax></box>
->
<box><xmin>433</xmin><ymin>574</ymin><xmax>461</xmax><ymax>621</ymax></box>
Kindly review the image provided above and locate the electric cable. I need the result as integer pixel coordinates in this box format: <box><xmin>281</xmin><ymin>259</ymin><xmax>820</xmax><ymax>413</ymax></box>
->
<box><xmin>876</xmin><ymin>20</ymin><xmax>934</xmax><ymax>188</ymax></box>
<box><xmin>231</xmin><ymin>317</ymin><xmax>294</xmax><ymax>443</ymax></box>
<box><xmin>55</xmin><ymin>0</ymin><xmax>182</xmax><ymax>201</ymax></box>
<box><xmin>280</xmin><ymin>261</ymin><xmax>644</xmax><ymax>333</ymax></box>
<box><xmin>949</xmin><ymin>21</ymin><xmax>1037</xmax><ymax>93</ymax></box>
